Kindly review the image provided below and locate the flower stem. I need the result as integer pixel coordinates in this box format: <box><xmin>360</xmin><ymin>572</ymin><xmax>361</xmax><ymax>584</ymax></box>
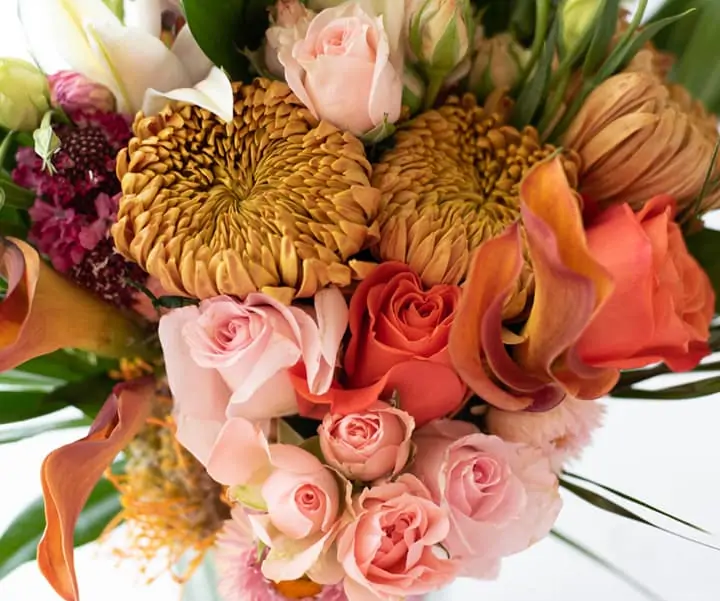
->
<box><xmin>423</xmin><ymin>72</ymin><xmax>445</xmax><ymax>111</ymax></box>
<box><xmin>517</xmin><ymin>0</ymin><xmax>551</xmax><ymax>89</ymax></box>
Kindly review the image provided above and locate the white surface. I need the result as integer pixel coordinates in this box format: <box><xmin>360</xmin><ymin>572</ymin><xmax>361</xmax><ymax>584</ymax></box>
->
<box><xmin>2</xmin><ymin>0</ymin><xmax>719</xmax><ymax>600</ymax></box>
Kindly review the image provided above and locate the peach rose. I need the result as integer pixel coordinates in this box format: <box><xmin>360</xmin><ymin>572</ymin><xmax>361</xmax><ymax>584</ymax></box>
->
<box><xmin>344</xmin><ymin>262</ymin><xmax>467</xmax><ymax>426</ymax></box>
<box><xmin>275</xmin><ymin>1</ymin><xmax>403</xmax><ymax>135</ymax></box>
<box><xmin>486</xmin><ymin>397</ymin><xmax>605</xmax><ymax>472</ymax></box>
<box><xmin>411</xmin><ymin>420</ymin><xmax>561</xmax><ymax>577</ymax></box>
<box><xmin>576</xmin><ymin>195</ymin><xmax>714</xmax><ymax>372</ymax></box>
<box><xmin>318</xmin><ymin>402</ymin><xmax>415</xmax><ymax>481</ymax></box>
<box><xmin>158</xmin><ymin>288</ymin><xmax>348</xmax><ymax>464</ymax></box>
<box><xmin>338</xmin><ymin>474</ymin><xmax>458</xmax><ymax>601</ymax></box>
<box><xmin>205</xmin><ymin>417</ymin><xmax>343</xmax><ymax>583</ymax></box>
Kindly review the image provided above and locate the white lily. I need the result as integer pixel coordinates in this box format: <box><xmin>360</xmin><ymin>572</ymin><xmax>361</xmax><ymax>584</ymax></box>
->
<box><xmin>18</xmin><ymin>0</ymin><xmax>234</xmax><ymax>121</ymax></box>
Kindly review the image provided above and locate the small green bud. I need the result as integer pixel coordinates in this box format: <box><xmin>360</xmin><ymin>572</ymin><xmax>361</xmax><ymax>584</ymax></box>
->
<box><xmin>561</xmin><ymin>0</ymin><xmax>603</xmax><ymax>54</ymax></box>
<box><xmin>0</xmin><ymin>58</ymin><xmax>50</xmax><ymax>132</ymax></box>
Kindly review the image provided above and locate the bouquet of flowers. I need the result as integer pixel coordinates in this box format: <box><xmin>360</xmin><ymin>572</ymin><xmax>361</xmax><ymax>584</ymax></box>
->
<box><xmin>1</xmin><ymin>0</ymin><xmax>720</xmax><ymax>600</ymax></box>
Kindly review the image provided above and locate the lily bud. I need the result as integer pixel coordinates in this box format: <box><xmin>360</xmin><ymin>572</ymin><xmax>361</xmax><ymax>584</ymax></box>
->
<box><xmin>469</xmin><ymin>33</ymin><xmax>529</xmax><ymax>98</ymax></box>
<box><xmin>561</xmin><ymin>0</ymin><xmax>603</xmax><ymax>54</ymax></box>
<box><xmin>48</xmin><ymin>70</ymin><xmax>116</xmax><ymax>114</ymax></box>
<box><xmin>402</xmin><ymin>65</ymin><xmax>425</xmax><ymax>114</ymax></box>
<box><xmin>0</xmin><ymin>58</ymin><xmax>50</xmax><ymax>132</ymax></box>
<box><xmin>409</xmin><ymin>0</ymin><xmax>472</xmax><ymax>77</ymax></box>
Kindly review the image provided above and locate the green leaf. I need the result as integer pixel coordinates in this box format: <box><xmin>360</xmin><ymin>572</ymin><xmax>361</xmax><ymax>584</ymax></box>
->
<box><xmin>0</xmin><ymin>179</ymin><xmax>35</xmax><ymax>210</ymax></box>
<box><xmin>685</xmin><ymin>227</ymin><xmax>720</xmax><ymax>313</ymax></box>
<box><xmin>101</xmin><ymin>0</ymin><xmax>124</xmax><ymax>22</ymax></box>
<box><xmin>563</xmin><ymin>472</ymin><xmax>710</xmax><ymax>533</ymax></box>
<box><xmin>611</xmin><ymin>375</ymin><xmax>720</xmax><ymax>400</ymax></box>
<box><xmin>16</xmin><ymin>350</ymin><xmax>118</xmax><ymax>383</ymax></box>
<box><xmin>559</xmin><ymin>478</ymin><xmax>720</xmax><ymax>551</ymax></box>
<box><xmin>183</xmin><ymin>0</ymin><xmax>274</xmax><ymax>82</ymax></box>
<box><xmin>0</xmin><ymin>390</ymin><xmax>65</xmax><ymax>424</ymax></box>
<box><xmin>511</xmin><ymin>16</ymin><xmax>558</xmax><ymax>128</ymax></box>
<box><xmin>0</xmin><ymin>415</ymin><xmax>91</xmax><ymax>445</ymax></box>
<box><xmin>582</xmin><ymin>0</ymin><xmax>622</xmax><ymax>76</ymax></box>
<box><xmin>0</xmin><ymin>477</ymin><xmax>121</xmax><ymax>581</ymax></box>
<box><xmin>551</xmin><ymin>530</ymin><xmax>668</xmax><ymax>601</ymax></box>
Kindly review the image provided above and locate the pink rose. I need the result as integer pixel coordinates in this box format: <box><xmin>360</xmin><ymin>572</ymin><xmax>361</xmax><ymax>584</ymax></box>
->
<box><xmin>276</xmin><ymin>1</ymin><xmax>403</xmax><ymax>135</ymax></box>
<box><xmin>411</xmin><ymin>420</ymin><xmax>561</xmax><ymax>577</ymax></box>
<box><xmin>338</xmin><ymin>474</ymin><xmax>458</xmax><ymax>601</ymax></box>
<box><xmin>486</xmin><ymin>397</ymin><xmax>605</xmax><ymax>472</ymax></box>
<box><xmin>158</xmin><ymin>288</ymin><xmax>348</xmax><ymax>465</ymax></box>
<box><xmin>206</xmin><ymin>417</ymin><xmax>343</xmax><ymax>583</ymax></box>
<box><xmin>318</xmin><ymin>402</ymin><xmax>415</xmax><ymax>482</ymax></box>
<box><xmin>265</xmin><ymin>0</ymin><xmax>316</xmax><ymax>78</ymax></box>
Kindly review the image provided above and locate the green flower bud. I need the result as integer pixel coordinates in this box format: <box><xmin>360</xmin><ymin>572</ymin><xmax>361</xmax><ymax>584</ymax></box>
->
<box><xmin>561</xmin><ymin>0</ymin><xmax>603</xmax><ymax>54</ymax></box>
<box><xmin>469</xmin><ymin>34</ymin><xmax>529</xmax><ymax>99</ymax></box>
<box><xmin>409</xmin><ymin>0</ymin><xmax>473</xmax><ymax>77</ymax></box>
<box><xmin>0</xmin><ymin>58</ymin><xmax>50</xmax><ymax>132</ymax></box>
<box><xmin>402</xmin><ymin>65</ymin><xmax>425</xmax><ymax>115</ymax></box>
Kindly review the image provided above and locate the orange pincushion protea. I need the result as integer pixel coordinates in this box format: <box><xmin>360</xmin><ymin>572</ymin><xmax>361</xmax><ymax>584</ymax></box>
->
<box><xmin>112</xmin><ymin>78</ymin><xmax>380</xmax><ymax>303</ymax></box>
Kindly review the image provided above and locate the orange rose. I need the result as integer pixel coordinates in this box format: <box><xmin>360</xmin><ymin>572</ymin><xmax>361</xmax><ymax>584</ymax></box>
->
<box><xmin>344</xmin><ymin>262</ymin><xmax>467</xmax><ymax>426</ymax></box>
<box><xmin>576</xmin><ymin>195</ymin><xmax>714</xmax><ymax>371</ymax></box>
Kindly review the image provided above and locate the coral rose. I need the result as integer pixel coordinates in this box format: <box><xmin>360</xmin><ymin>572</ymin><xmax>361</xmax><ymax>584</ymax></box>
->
<box><xmin>411</xmin><ymin>420</ymin><xmax>561</xmax><ymax>578</ymax></box>
<box><xmin>576</xmin><ymin>195</ymin><xmax>714</xmax><ymax>372</ymax></box>
<box><xmin>337</xmin><ymin>474</ymin><xmax>458</xmax><ymax>601</ymax></box>
<box><xmin>318</xmin><ymin>402</ymin><xmax>415</xmax><ymax>482</ymax></box>
<box><xmin>344</xmin><ymin>262</ymin><xmax>467</xmax><ymax>426</ymax></box>
<box><xmin>158</xmin><ymin>288</ymin><xmax>348</xmax><ymax>464</ymax></box>
<box><xmin>276</xmin><ymin>1</ymin><xmax>403</xmax><ymax>135</ymax></box>
<box><xmin>486</xmin><ymin>397</ymin><xmax>605</xmax><ymax>472</ymax></box>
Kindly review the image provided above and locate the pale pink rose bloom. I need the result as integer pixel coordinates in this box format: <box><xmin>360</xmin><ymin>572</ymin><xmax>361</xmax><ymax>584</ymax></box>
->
<box><xmin>206</xmin><ymin>417</ymin><xmax>345</xmax><ymax>585</ymax></box>
<box><xmin>411</xmin><ymin>420</ymin><xmax>562</xmax><ymax>578</ymax></box>
<box><xmin>276</xmin><ymin>1</ymin><xmax>403</xmax><ymax>135</ymax></box>
<box><xmin>265</xmin><ymin>0</ymin><xmax>316</xmax><ymax>77</ymax></box>
<box><xmin>318</xmin><ymin>402</ymin><xmax>415</xmax><ymax>482</ymax></box>
<box><xmin>158</xmin><ymin>287</ymin><xmax>348</xmax><ymax>465</ymax></box>
<box><xmin>215</xmin><ymin>506</ymin><xmax>349</xmax><ymax>601</ymax></box>
<box><xmin>486</xmin><ymin>398</ymin><xmax>606</xmax><ymax>472</ymax></box>
<box><xmin>337</xmin><ymin>474</ymin><xmax>458</xmax><ymax>601</ymax></box>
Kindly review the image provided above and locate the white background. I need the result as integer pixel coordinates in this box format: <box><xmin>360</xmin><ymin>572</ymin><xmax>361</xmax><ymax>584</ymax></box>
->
<box><xmin>1</xmin><ymin>1</ymin><xmax>719</xmax><ymax>600</ymax></box>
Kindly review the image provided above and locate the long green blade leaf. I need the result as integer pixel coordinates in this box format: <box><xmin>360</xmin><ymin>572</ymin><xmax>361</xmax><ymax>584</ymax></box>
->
<box><xmin>582</xmin><ymin>0</ymin><xmax>622</xmax><ymax>76</ymax></box>
<box><xmin>563</xmin><ymin>472</ymin><xmax>710</xmax><ymax>533</ymax></box>
<box><xmin>0</xmin><ymin>477</ymin><xmax>121</xmax><ymax>580</ymax></box>
<box><xmin>0</xmin><ymin>415</ymin><xmax>90</xmax><ymax>445</ymax></box>
<box><xmin>611</xmin><ymin>375</ymin><xmax>720</xmax><ymax>400</ymax></box>
<box><xmin>559</xmin><ymin>479</ymin><xmax>720</xmax><ymax>552</ymax></box>
<box><xmin>551</xmin><ymin>530</ymin><xmax>667</xmax><ymax>601</ymax></box>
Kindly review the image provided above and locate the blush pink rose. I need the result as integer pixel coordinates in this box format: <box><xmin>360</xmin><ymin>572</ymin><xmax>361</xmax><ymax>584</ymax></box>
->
<box><xmin>158</xmin><ymin>288</ymin><xmax>348</xmax><ymax>465</ymax></box>
<box><xmin>576</xmin><ymin>195</ymin><xmax>715</xmax><ymax>372</ymax></box>
<box><xmin>276</xmin><ymin>1</ymin><xmax>403</xmax><ymax>135</ymax></box>
<box><xmin>205</xmin><ymin>417</ymin><xmax>344</xmax><ymax>583</ymax></box>
<box><xmin>338</xmin><ymin>474</ymin><xmax>458</xmax><ymax>601</ymax></box>
<box><xmin>486</xmin><ymin>397</ymin><xmax>605</xmax><ymax>472</ymax></box>
<box><xmin>265</xmin><ymin>0</ymin><xmax>315</xmax><ymax>78</ymax></box>
<box><xmin>318</xmin><ymin>402</ymin><xmax>415</xmax><ymax>482</ymax></box>
<box><xmin>411</xmin><ymin>420</ymin><xmax>562</xmax><ymax>578</ymax></box>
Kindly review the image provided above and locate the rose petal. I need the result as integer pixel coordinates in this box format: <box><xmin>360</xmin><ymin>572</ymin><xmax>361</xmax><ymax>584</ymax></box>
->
<box><xmin>37</xmin><ymin>378</ymin><xmax>155</xmax><ymax>601</ymax></box>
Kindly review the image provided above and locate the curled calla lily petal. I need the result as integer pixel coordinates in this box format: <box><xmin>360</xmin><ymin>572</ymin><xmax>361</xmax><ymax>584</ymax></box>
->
<box><xmin>449</xmin><ymin>224</ymin><xmax>556</xmax><ymax>411</ymax></box>
<box><xmin>450</xmin><ymin>157</ymin><xmax>619</xmax><ymax>410</ymax></box>
<box><xmin>0</xmin><ymin>237</ymin><xmax>151</xmax><ymax>372</ymax></box>
<box><xmin>515</xmin><ymin>158</ymin><xmax>619</xmax><ymax>398</ymax></box>
<box><xmin>37</xmin><ymin>378</ymin><xmax>155</xmax><ymax>601</ymax></box>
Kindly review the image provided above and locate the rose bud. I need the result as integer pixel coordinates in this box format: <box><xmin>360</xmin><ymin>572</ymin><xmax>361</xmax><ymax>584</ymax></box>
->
<box><xmin>318</xmin><ymin>402</ymin><xmax>415</xmax><ymax>481</ymax></box>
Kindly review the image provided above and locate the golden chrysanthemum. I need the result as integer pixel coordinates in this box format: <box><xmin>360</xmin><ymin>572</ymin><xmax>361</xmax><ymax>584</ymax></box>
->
<box><xmin>372</xmin><ymin>94</ymin><xmax>580</xmax><ymax>289</ymax></box>
<box><xmin>564</xmin><ymin>70</ymin><xmax>720</xmax><ymax>213</ymax></box>
<box><xmin>106</xmin><ymin>399</ymin><xmax>228</xmax><ymax>582</ymax></box>
<box><xmin>112</xmin><ymin>78</ymin><xmax>380</xmax><ymax>303</ymax></box>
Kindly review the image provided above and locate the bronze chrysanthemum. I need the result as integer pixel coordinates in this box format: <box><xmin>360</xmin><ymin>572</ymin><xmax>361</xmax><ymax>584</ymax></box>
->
<box><xmin>112</xmin><ymin>78</ymin><xmax>380</xmax><ymax>303</ymax></box>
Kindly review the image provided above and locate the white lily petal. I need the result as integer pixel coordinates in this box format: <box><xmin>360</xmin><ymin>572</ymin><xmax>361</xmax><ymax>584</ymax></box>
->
<box><xmin>171</xmin><ymin>25</ymin><xmax>213</xmax><ymax>84</ymax></box>
<box><xmin>18</xmin><ymin>0</ymin><xmax>120</xmax><ymax>86</ymax></box>
<box><xmin>143</xmin><ymin>67</ymin><xmax>235</xmax><ymax>122</ymax></box>
<box><xmin>123</xmin><ymin>0</ymin><xmax>164</xmax><ymax>37</ymax></box>
<box><xmin>87</xmin><ymin>19</ymin><xmax>192</xmax><ymax>113</ymax></box>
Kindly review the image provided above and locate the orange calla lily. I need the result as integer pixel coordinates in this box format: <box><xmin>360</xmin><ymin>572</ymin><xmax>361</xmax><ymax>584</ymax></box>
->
<box><xmin>37</xmin><ymin>378</ymin><xmax>155</xmax><ymax>601</ymax></box>
<box><xmin>0</xmin><ymin>237</ymin><xmax>152</xmax><ymax>372</ymax></box>
<box><xmin>450</xmin><ymin>157</ymin><xmax>620</xmax><ymax>410</ymax></box>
